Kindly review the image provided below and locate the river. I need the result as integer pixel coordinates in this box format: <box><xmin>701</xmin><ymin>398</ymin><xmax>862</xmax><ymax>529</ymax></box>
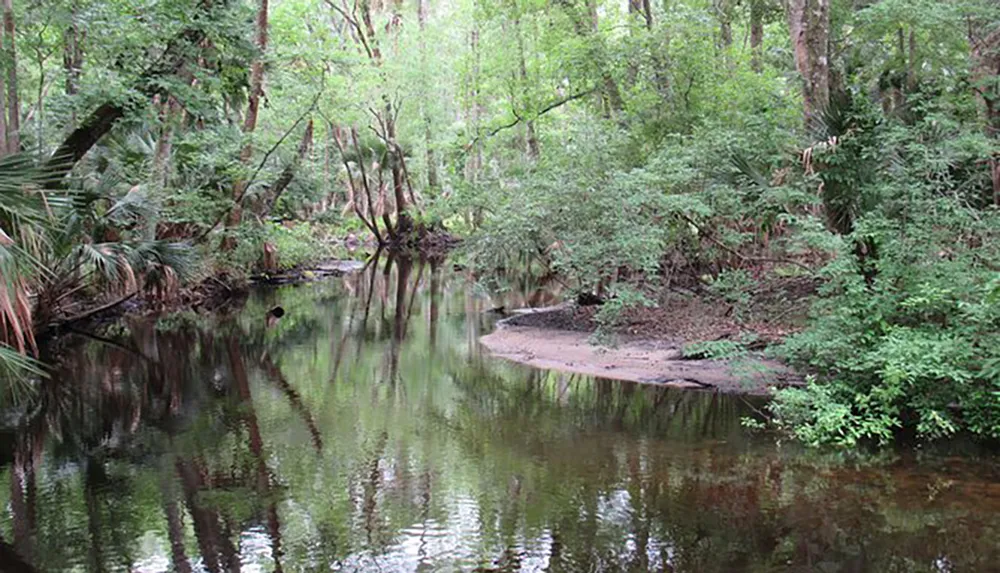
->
<box><xmin>0</xmin><ymin>255</ymin><xmax>997</xmax><ymax>572</ymax></box>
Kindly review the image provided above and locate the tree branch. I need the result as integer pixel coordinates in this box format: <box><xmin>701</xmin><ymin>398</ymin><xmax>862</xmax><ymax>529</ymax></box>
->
<box><xmin>465</xmin><ymin>88</ymin><xmax>596</xmax><ymax>152</ymax></box>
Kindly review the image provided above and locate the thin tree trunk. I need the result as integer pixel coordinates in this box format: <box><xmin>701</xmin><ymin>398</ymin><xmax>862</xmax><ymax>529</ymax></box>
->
<box><xmin>715</xmin><ymin>0</ymin><xmax>732</xmax><ymax>48</ymax></box>
<box><xmin>63</xmin><ymin>7</ymin><xmax>84</xmax><ymax>127</ymax></box>
<box><xmin>514</xmin><ymin>17</ymin><xmax>539</xmax><ymax>159</ymax></box>
<box><xmin>261</xmin><ymin>118</ymin><xmax>313</xmax><ymax>216</ymax></box>
<box><xmin>416</xmin><ymin>0</ymin><xmax>438</xmax><ymax>189</ymax></box>
<box><xmin>224</xmin><ymin>0</ymin><xmax>269</xmax><ymax>249</ymax></box>
<box><xmin>558</xmin><ymin>0</ymin><xmax>623</xmax><ymax>115</ymax></box>
<box><xmin>0</xmin><ymin>42</ymin><xmax>8</xmax><ymax>157</ymax></box>
<box><xmin>750</xmin><ymin>0</ymin><xmax>764</xmax><ymax>72</ymax></box>
<box><xmin>628</xmin><ymin>0</ymin><xmax>651</xmax><ymax>29</ymax></box>
<box><xmin>2</xmin><ymin>0</ymin><xmax>20</xmax><ymax>154</ymax></box>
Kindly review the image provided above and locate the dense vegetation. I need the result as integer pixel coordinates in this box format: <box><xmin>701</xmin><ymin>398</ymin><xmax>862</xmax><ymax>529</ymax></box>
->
<box><xmin>0</xmin><ymin>0</ymin><xmax>997</xmax><ymax>445</ymax></box>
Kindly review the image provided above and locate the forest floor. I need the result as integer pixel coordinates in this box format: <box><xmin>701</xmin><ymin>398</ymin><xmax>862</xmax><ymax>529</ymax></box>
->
<box><xmin>480</xmin><ymin>276</ymin><xmax>817</xmax><ymax>394</ymax></box>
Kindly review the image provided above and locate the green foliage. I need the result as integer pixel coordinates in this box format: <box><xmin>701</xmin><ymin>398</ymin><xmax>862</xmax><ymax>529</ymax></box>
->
<box><xmin>770</xmin><ymin>87</ymin><xmax>1000</xmax><ymax>445</ymax></box>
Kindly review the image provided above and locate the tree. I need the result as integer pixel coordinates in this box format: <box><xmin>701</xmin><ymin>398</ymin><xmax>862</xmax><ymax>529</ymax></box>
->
<box><xmin>224</xmin><ymin>0</ymin><xmax>271</xmax><ymax>249</ymax></box>
<box><xmin>786</xmin><ymin>0</ymin><xmax>830</xmax><ymax>118</ymax></box>
<box><xmin>2</xmin><ymin>0</ymin><xmax>19</xmax><ymax>154</ymax></box>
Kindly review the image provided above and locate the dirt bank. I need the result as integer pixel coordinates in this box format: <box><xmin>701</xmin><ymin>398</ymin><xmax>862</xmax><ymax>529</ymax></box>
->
<box><xmin>480</xmin><ymin>319</ymin><xmax>802</xmax><ymax>395</ymax></box>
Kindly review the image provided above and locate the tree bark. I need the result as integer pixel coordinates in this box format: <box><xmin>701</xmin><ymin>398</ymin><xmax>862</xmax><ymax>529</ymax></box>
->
<box><xmin>0</xmin><ymin>41</ymin><xmax>8</xmax><ymax>157</ymax></box>
<box><xmin>261</xmin><ymin>118</ymin><xmax>313</xmax><ymax>216</ymax></box>
<box><xmin>715</xmin><ymin>0</ymin><xmax>732</xmax><ymax>48</ymax></box>
<box><xmin>416</xmin><ymin>0</ymin><xmax>438</xmax><ymax>188</ymax></box>
<box><xmin>2</xmin><ymin>0</ymin><xmax>19</xmax><ymax>154</ymax></box>
<box><xmin>786</xmin><ymin>0</ymin><xmax>830</xmax><ymax>119</ymax></box>
<box><xmin>969</xmin><ymin>23</ymin><xmax>1000</xmax><ymax>205</ymax></box>
<box><xmin>151</xmin><ymin>95</ymin><xmax>181</xmax><ymax>188</ymax></box>
<box><xmin>63</xmin><ymin>7</ymin><xmax>84</xmax><ymax>127</ymax></box>
<box><xmin>750</xmin><ymin>0</ymin><xmax>764</xmax><ymax>72</ymax></box>
<box><xmin>628</xmin><ymin>0</ymin><xmax>651</xmax><ymax>29</ymax></box>
<box><xmin>224</xmin><ymin>0</ymin><xmax>270</xmax><ymax>249</ymax></box>
<box><xmin>514</xmin><ymin>17</ymin><xmax>539</xmax><ymax>159</ymax></box>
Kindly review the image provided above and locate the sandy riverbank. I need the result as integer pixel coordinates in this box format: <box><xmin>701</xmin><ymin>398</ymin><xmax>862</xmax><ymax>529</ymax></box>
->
<box><xmin>479</xmin><ymin>323</ymin><xmax>801</xmax><ymax>395</ymax></box>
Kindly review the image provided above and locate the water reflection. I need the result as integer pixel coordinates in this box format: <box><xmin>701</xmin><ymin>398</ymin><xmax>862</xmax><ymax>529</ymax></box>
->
<box><xmin>0</xmin><ymin>255</ymin><xmax>997</xmax><ymax>572</ymax></box>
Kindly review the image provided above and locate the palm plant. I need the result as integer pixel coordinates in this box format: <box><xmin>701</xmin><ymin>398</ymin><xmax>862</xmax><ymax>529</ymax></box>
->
<box><xmin>0</xmin><ymin>151</ymin><xmax>197</xmax><ymax>381</ymax></box>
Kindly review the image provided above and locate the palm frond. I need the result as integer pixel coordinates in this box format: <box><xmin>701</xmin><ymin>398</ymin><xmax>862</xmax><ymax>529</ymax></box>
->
<box><xmin>729</xmin><ymin>153</ymin><xmax>771</xmax><ymax>189</ymax></box>
<box><xmin>0</xmin><ymin>345</ymin><xmax>46</xmax><ymax>380</ymax></box>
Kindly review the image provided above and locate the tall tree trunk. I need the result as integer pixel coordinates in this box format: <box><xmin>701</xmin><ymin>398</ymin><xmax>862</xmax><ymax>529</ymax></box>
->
<box><xmin>969</xmin><ymin>24</ymin><xmax>1000</xmax><ymax>205</ymax></box>
<box><xmin>715</xmin><ymin>0</ymin><xmax>732</xmax><ymax>48</ymax></box>
<box><xmin>558</xmin><ymin>0</ymin><xmax>623</xmax><ymax>116</ymax></box>
<box><xmin>0</xmin><ymin>48</ymin><xmax>8</xmax><ymax>157</ymax></box>
<box><xmin>514</xmin><ymin>17</ymin><xmax>539</xmax><ymax>159</ymax></box>
<box><xmin>224</xmin><ymin>0</ymin><xmax>270</xmax><ymax>249</ymax></box>
<box><xmin>151</xmin><ymin>95</ymin><xmax>181</xmax><ymax>188</ymax></box>
<box><xmin>2</xmin><ymin>0</ymin><xmax>18</xmax><ymax>154</ymax></box>
<box><xmin>466</xmin><ymin>26</ymin><xmax>482</xmax><ymax>184</ymax></box>
<box><xmin>628</xmin><ymin>0</ymin><xmax>651</xmax><ymax>29</ymax></box>
<box><xmin>416</xmin><ymin>0</ymin><xmax>438</xmax><ymax>189</ymax></box>
<box><xmin>750</xmin><ymin>0</ymin><xmax>764</xmax><ymax>72</ymax></box>
<box><xmin>786</xmin><ymin>0</ymin><xmax>830</xmax><ymax>119</ymax></box>
<box><xmin>63</xmin><ymin>7</ymin><xmax>84</xmax><ymax>127</ymax></box>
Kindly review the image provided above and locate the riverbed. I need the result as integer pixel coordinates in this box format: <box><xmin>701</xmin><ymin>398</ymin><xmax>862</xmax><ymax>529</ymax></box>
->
<box><xmin>0</xmin><ymin>256</ymin><xmax>998</xmax><ymax>572</ymax></box>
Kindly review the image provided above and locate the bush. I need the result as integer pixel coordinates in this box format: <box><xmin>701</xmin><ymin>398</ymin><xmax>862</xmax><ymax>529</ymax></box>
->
<box><xmin>770</xmin><ymin>99</ymin><xmax>1000</xmax><ymax>445</ymax></box>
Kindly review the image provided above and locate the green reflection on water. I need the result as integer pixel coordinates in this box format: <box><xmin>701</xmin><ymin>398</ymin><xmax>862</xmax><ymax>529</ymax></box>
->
<box><xmin>0</xmin><ymin>255</ymin><xmax>997</xmax><ymax>572</ymax></box>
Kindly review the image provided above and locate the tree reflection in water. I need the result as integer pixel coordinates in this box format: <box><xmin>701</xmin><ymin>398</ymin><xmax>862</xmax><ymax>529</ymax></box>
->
<box><xmin>0</xmin><ymin>254</ymin><xmax>996</xmax><ymax>572</ymax></box>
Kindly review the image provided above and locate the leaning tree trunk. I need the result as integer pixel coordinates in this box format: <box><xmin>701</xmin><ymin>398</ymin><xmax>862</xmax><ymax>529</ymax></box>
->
<box><xmin>44</xmin><ymin>12</ymin><xmax>214</xmax><ymax>182</ymax></box>
<box><xmin>2</xmin><ymin>0</ymin><xmax>19</xmax><ymax>154</ymax></box>
<box><xmin>223</xmin><ymin>0</ymin><xmax>269</xmax><ymax>250</ymax></box>
<box><xmin>786</xmin><ymin>0</ymin><xmax>830</xmax><ymax>120</ymax></box>
<box><xmin>261</xmin><ymin>118</ymin><xmax>313</xmax><ymax>216</ymax></box>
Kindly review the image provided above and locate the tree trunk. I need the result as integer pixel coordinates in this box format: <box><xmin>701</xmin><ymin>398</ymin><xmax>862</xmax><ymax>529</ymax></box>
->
<box><xmin>261</xmin><ymin>118</ymin><xmax>313</xmax><ymax>216</ymax></box>
<box><xmin>628</xmin><ymin>0</ymin><xmax>651</xmax><ymax>29</ymax></box>
<box><xmin>558</xmin><ymin>0</ymin><xmax>623</xmax><ymax>116</ymax></box>
<box><xmin>466</xmin><ymin>26</ymin><xmax>482</xmax><ymax>183</ymax></box>
<box><xmin>969</xmin><ymin>24</ymin><xmax>1000</xmax><ymax>205</ymax></box>
<box><xmin>750</xmin><ymin>0</ymin><xmax>764</xmax><ymax>72</ymax></box>
<box><xmin>514</xmin><ymin>17</ymin><xmax>539</xmax><ymax>159</ymax></box>
<box><xmin>416</xmin><ymin>0</ymin><xmax>438</xmax><ymax>189</ymax></box>
<box><xmin>715</xmin><ymin>0</ymin><xmax>732</xmax><ymax>48</ymax></box>
<box><xmin>2</xmin><ymin>0</ymin><xmax>19</xmax><ymax>154</ymax></box>
<box><xmin>0</xmin><ymin>44</ymin><xmax>8</xmax><ymax>157</ymax></box>
<box><xmin>224</xmin><ymin>0</ymin><xmax>270</xmax><ymax>249</ymax></box>
<box><xmin>63</xmin><ymin>8</ymin><xmax>84</xmax><ymax>127</ymax></box>
<box><xmin>45</xmin><ymin>17</ymin><xmax>212</xmax><ymax>181</ymax></box>
<box><xmin>151</xmin><ymin>95</ymin><xmax>181</xmax><ymax>188</ymax></box>
<box><xmin>786</xmin><ymin>0</ymin><xmax>830</xmax><ymax>119</ymax></box>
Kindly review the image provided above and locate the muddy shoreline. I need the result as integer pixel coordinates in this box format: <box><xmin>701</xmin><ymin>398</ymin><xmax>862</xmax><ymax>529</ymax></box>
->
<box><xmin>480</xmin><ymin>311</ymin><xmax>802</xmax><ymax>395</ymax></box>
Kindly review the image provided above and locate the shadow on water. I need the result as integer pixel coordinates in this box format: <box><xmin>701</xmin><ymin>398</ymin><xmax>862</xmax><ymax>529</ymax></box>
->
<box><xmin>0</xmin><ymin>253</ymin><xmax>997</xmax><ymax>572</ymax></box>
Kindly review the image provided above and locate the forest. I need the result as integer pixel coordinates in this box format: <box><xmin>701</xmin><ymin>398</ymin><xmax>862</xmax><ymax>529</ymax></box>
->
<box><xmin>0</xmin><ymin>0</ymin><xmax>997</xmax><ymax>448</ymax></box>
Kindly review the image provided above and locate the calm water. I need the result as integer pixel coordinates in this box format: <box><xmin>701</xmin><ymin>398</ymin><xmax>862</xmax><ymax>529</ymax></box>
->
<box><xmin>1</xmin><ymin>256</ymin><xmax>998</xmax><ymax>572</ymax></box>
